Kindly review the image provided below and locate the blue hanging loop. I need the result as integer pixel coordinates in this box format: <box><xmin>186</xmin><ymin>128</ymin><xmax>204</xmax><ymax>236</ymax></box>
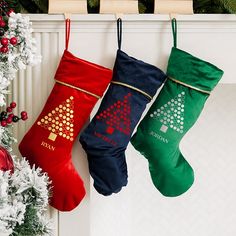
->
<box><xmin>117</xmin><ymin>18</ymin><xmax>122</xmax><ymax>50</ymax></box>
<box><xmin>171</xmin><ymin>18</ymin><xmax>177</xmax><ymax>48</ymax></box>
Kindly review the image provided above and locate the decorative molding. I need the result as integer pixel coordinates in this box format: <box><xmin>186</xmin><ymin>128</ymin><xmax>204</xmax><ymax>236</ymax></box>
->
<box><xmin>29</xmin><ymin>14</ymin><xmax>236</xmax><ymax>34</ymax></box>
<box><xmin>29</xmin><ymin>14</ymin><xmax>236</xmax><ymax>22</ymax></box>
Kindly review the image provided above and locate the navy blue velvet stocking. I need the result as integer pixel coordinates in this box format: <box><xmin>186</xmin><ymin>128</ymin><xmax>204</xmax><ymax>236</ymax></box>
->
<box><xmin>80</xmin><ymin>19</ymin><xmax>167</xmax><ymax>195</ymax></box>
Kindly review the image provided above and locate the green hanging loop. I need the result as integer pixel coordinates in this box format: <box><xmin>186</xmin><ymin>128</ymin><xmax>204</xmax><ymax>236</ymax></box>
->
<box><xmin>171</xmin><ymin>18</ymin><xmax>177</xmax><ymax>48</ymax></box>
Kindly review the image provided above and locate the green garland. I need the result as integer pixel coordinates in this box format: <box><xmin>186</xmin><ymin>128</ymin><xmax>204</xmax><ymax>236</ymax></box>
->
<box><xmin>194</xmin><ymin>0</ymin><xmax>236</xmax><ymax>13</ymax></box>
<box><xmin>11</xmin><ymin>203</ymin><xmax>51</xmax><ymax>236</ymax></box>
<box><xmin>5</xmin><ymin>0</ymin><xmax>236</xmax><ymax>13</ymax></box>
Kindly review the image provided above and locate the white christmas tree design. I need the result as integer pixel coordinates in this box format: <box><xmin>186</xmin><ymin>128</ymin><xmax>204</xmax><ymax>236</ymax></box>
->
<box><xmin>150</xmin><ymin>92</ymin><xmax>185</xmax><ymax>133</ymax></box>
<box><xmin>37</xmin><ymin>96</ymin><xmax>74</xmax><ymax>141</ymax></box>
<box><xmin>96</xmin><ymin>93</ymin><xmax>131</xmax><ymax>135</ymax></box>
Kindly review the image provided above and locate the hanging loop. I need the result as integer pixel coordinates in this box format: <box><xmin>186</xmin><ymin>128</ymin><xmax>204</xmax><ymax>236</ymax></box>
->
<box><xmin>171</xmin><ymin>18</ymin><xmax>177</xmax><ymax>48</ymax></box>
<box><xmin>65</xmin><ymin>18</ymin><xmax>71</xmax><ymax>50</ymax></box>
<box><xmin>117</xmin><ymin>18</ymin><xmax>122</xmax><ymax>50</ymax></box>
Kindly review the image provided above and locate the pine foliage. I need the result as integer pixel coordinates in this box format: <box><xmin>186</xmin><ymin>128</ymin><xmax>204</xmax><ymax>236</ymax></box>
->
<box><xmin>5</xmin><ymin>0</ymin><xmax>236</xmax><ymax>14</ymax></box>
<box><xmin>4</xmin><ymin>0</ymin><xmax>20</xmax><ymax>12</ymax></box>
<box><xmin>87</xmin><ymin>0</ymin><xmax>99</xmax><ymax>7</ymax></box>
<box><xmin>194</xmin><ymin>0</ymin><xmax>236</xmax><ymax>13</ymax></box>
<box><xmin>217</xmin><ymin>0</ymin><xmax>236</xmax><ymax>13</ymax></box>
<box><xmin>31</xmin><ymin>0</ymin><xmax>48</xmax><ymax>12</ymax></box>
<box><xmin>11</xmin><ymin>204</ymin><xmax>51</xmax><ymax>236</ymax></box>
<box><xmin>19</xmin><ymin>0</ymin><xmax>48</xmax><ymax>13</ymax></box>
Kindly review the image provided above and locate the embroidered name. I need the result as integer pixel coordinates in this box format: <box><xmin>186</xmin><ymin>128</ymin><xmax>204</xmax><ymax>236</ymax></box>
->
<box><xmin>41</xmin><ymin>141</ymin><xmax>56</xmax><ymax>151</ymax></box>
<box><xmin>94</xmin><ymin>131</ymin><xmax>117</xmax><ymax>146</ymax></box>
<box><xmin>149</xmin><ymin>131</ymin><xmax>168</xmax><ymax>144</ymax></box>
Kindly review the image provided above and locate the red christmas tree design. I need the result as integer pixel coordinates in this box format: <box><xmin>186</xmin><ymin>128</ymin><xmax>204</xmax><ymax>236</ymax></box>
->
<box><xmin>96</xmin><ymin>93</ymin><xmax>132</xmax><ymax>135</ymax></box>
<box><xmin>37</xmin><ymin>96</ymin><xmax>75</xmax><ymax>141</ymax></box>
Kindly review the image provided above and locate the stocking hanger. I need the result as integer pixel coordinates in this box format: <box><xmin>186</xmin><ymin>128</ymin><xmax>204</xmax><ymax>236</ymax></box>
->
<box><xmin>100</xmin><ymin>0</ymin><xmax>139</xmax><ymax>19</ymax></box>
<box><xmin>48</xmin><ymin>0</ymin><xmax>87</xmax><ymax>19</ymax></box>
<box><xmin>154</xmin><ymin>0</ymin><xmax>193</xmax><ymax>19</ymax></box>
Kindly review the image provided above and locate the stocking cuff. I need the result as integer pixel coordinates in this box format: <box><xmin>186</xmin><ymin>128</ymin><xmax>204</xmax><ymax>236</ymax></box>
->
<box><xmin>55</xmin><ymin>50</ymin><xmax>112</xmax><ymax>98</ymax></box>
<box><xmin>167</xmin><ymin>47</ymin><xmax>224</xmax><ymax>93</ymax></box>
<box><xmin>112</xmin><ymin>50</ymin><xmax>167</xmax><ymax>99</ymax></box>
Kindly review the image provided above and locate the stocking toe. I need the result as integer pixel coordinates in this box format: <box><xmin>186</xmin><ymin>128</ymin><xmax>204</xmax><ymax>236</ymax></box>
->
<box><xmin>49</xmin><ymin>161</ymin><xmax>86</xmax><ymax>211</ymax></box>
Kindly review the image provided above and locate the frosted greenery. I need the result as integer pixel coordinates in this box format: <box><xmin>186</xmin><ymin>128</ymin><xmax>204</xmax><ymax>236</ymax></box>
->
<box><xmin>0</xmin><ymin>7</ymin><xmax>52</xmax><ymax>236</ymax></box>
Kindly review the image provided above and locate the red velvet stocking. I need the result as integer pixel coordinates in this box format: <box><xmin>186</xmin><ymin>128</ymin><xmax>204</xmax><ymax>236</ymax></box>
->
<box><xmin>19</xmin><ymin>19</ymin><xmax>112</xmax><ymax>211</ymax></box>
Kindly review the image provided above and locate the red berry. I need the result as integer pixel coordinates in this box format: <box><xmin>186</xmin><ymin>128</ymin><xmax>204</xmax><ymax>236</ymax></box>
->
<box><xmin>1</xmin><ymin>38</ymin><xmax>8</xmax><ymax>46</ymax></box>
<box><xmin>0</xmin><ymin>46</ymin><xmax>8</xmax><ymax>53</ymax></box>
<box><xmin>6</xmin><ymin>117</ymin><xmax>12</xmax><ymax>124</ymax></box>
<box><xmin>10</xmin><ymin>102</ymin><xmax>16</xmax><ymax>108</ymax></box>
<box><xmin>6</xmin><ymin>107</ymin><xmax>12</xmax><ymax>113</ymax></box>
<box><xmin>1</xmin><ymin>120</ymin><xmax>7</xmax><ymax>127</ymax></box>
<box><xmin>0</xmin><ymin>21</ymin><xmax>6</xmax><ymax>28</ymax></box>
<box><xmin>21</xmin><ymin>116</ymin><xmax>28</xmax><ymax>121</ymax></box>
<box><xmin>7</xmin><ymin>9</ymin><xmax>14</xmax><ymax>16</ymax></box>
<box><xmin>10</xmin><ymin>37</ymin><xmax>17</xmax><ymax>45</ymax></box>
<box><xmin>0</xmin><ymin>16</ymin><xmax>2</xmax><ymax>21</ymax></box>
<box><xmin>8</xmin><ymin>114</ymin><xmax>14</xmax><ymax>118</ymax></box>
<box><xmin>20</xmin><ymin>111</ymin><xmax>27</xmax><ymax>117</ymax></box>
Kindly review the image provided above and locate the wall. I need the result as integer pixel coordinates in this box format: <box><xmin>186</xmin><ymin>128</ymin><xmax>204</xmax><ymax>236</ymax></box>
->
<box><xmin>6</xmin><ymin>14</ymin><xmax>236</xmax><ymax>236</ymax></box>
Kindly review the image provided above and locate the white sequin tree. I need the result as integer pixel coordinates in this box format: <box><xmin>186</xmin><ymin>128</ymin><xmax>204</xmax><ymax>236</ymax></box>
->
<box><xmin>150</xmin><ymin>92</ymin><xmax>185</xmax><ymax>133</ymax></box>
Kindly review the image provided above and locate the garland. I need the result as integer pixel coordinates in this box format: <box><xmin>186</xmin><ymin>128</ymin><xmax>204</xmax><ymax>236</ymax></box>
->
<box><xmin>0</xmin><ymin>11</ymin><xmax>41</xmax><ymax>106</ymax></box>
<box><xmin>0</xmin><ymin>159</ymin><xmax>52</xmax><ymax>236</ymax></box>
<box><xmin>0</xmin><ymin>2</ymin><xmax>52</xmax><ymax>235</ymax></box>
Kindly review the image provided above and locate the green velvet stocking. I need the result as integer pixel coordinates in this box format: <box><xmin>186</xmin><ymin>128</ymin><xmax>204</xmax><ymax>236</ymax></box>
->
<box><xmin>131</xmin><ymin>19</ymin><xmax>224</xmax><ymax>197</ymax></box>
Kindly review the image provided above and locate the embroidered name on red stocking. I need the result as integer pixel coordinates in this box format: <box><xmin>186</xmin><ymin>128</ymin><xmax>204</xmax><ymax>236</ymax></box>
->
<box><xmin>37</xmin><ymin>96</ymin><xmax>75</xmax><ymax>142</ymax></box>
<box><xmin>96</xmin><ymin>93</ymin><xmax>132</xmax><ymax>136</ymax></box>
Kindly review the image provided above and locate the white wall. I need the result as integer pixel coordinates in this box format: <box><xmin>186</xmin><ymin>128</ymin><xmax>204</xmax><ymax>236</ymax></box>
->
<box><xmin>6</xmin><ymin>14</ymin><xmax>236</xmax><ymax>236</ymax></box>
<box><xmin>91</xmin><ymin>84</ymin><xmax>236</xmax><ymax>236</ymax></box>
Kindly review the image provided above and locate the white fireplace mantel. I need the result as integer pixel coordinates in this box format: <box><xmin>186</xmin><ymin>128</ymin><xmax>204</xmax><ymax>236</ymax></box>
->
<box><xmin>8</xmin><ymin>14</ymin><xmax>236</xmax><ymax>236</ymax></box>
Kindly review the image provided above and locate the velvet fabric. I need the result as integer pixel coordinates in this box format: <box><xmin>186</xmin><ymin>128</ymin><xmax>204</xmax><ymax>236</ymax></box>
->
<box><xmin>167</xmin><ymin>47</ymin><xmax>224</xmax><ymax>92</ymax></box>
<box><xmin>80</xmin><ymin>49</ymin><xmax>166</xmax><ymax>196</ymax></box>
<box><xmin>19</xmin><ymin>49</ymin><xmax>112</xmax><ymax>211</ymax></box>
<box><xmin>131</xmin><ymin>47</ymin><xmax>224</xmax><ymax>196</ymax></box>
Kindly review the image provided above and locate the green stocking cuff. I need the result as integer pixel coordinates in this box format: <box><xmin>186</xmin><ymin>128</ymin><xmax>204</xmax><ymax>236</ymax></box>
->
<box><xmin>167</xmin><ymin>47</ymin><xmax>224</xmax><ymax>93</ymax></box>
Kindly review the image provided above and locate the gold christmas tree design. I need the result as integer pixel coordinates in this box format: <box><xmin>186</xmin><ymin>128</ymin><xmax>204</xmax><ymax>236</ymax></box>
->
<box><xmin>150</xmin><ymin>92</ymin><xmax>185</xmax><ymax>133</ymax></box>
<box><xmin>37</xmin><ymin>96</ymin><xmax>74</xmax><ymax>141</ymax></box>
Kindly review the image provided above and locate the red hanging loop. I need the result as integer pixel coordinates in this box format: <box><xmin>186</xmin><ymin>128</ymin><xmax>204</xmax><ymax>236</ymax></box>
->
<box><xmin>65</xmin><ymin>19</ymin><xmax>71</xmax><ymax>51</ymax></box>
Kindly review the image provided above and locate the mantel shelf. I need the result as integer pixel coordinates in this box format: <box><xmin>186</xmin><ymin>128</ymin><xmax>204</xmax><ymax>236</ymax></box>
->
<box><xmin>26</xmin><ymin>14</ymin><xmax>236</xmax><ymax>22</ymax></box>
